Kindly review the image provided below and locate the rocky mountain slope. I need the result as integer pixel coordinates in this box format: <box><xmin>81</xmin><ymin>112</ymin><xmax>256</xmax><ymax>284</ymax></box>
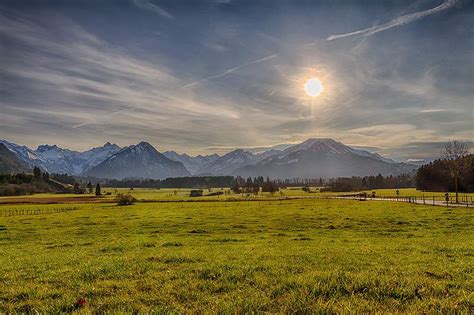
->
<box><xmin>0</xmin><ymin>140</ymin><xmax>120</xmax><ymax>174</ymax></box>
<box><xmin>163</xmin><ymin>151</ymin><xmax>219</xmax><ymax>175</ymax></box>
<box><xmin>234</xmin><ymin>139</ymin><xmax>416</xmax><ymax>178</ymax></box>
<box><xmin>1</xmin><ymin>138</ymin><xmax>417</xmax><ymax>179</ymax></box>
<box><xmin>85</xmin><ymin>142</ymin><xmax>190</xmax><ymax>179</ymax></box>
<box><xmin>0</xmin><ymin>143</ymin><xmax>32</xmax><ymax>174</ymax></box>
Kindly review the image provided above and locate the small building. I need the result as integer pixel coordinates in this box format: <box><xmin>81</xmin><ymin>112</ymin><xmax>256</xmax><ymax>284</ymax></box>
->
<box><xmin>190</xmin><ymin>189</ymin><xmax>203</xmax><ymax>197</ymax></box>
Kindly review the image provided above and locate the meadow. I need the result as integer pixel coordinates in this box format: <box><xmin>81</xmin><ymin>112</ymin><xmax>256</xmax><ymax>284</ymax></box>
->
<box><xmin>2</xmin><ymin>187</ymin><xmax>473</xmax><ymax>205</ymax></box>
<box><xmin>1</xmin><ymin>189</ymin><xmax>473</xmax><ymax>313</ymax></box>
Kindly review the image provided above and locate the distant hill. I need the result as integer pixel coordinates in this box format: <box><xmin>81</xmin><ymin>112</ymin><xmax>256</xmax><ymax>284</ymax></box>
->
<box><xmin>85</xmin><ymin>142</ymin><xmax>190</xmax><ymax>179</ymax></box>
<box><xmin>0</xmin><ymin>143</ymin><xmax>31</xmax><ymax>173</ymax></box>
<box><xmin>234</xmin><ymin>139</ymin><xmax>416</xmax><ymax>178</ymax></box>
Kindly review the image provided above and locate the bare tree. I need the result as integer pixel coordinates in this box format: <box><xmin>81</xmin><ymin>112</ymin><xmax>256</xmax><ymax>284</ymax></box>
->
<box><xmin>442</xmin><ymin>140</ymin><xmax>469</xmax><ymax>203</ymax></box>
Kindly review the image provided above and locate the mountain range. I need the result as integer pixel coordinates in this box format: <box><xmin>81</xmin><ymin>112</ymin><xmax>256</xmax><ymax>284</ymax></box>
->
<box><xmin>0</xmin><ymin>140</ymin><xmax>121</xmax><ymax>175</ymax></box>
<box><xmin>0</xmin><ymin>138</ymin><xmax>417</xmax><ymax>179</ymax></box>
<box><xmin>0</xmin><ymin>143</ymin><xmax>32</xmax><ymax>174</ymax></box>
<box><xmin>84</xmin><ymin>142</ymin><xmax>190</xmax><ymax>179</ymax></box>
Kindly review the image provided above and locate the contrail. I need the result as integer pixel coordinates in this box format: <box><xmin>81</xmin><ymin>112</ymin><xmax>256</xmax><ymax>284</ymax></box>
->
<box><xmin>182</xmin><ymin>54</ymin><xmax>277</xmax><ymax>88</ymax></box>
<box><xmin>73</xmin><ymin>108</ymin><xmax>134</xmax><ymax>129</ymax></box>
<box><xmin>133</xmin><ymin>0</ymin><xmax>174</xmax><ymax>19</ymax></box>
<box><xmin>72</xmin><ymin>121</ymin><xmax>94</xmax><ymax>128</ymax></box>
<box><xmin>327</xmin><ymin>0</ymin><xmax>459</xmax><ymax>41</ymax></box>
<box><xmin>183</xmin><ymin>0</ymin><xmax>459</xmax><ymax>88</ymax></box>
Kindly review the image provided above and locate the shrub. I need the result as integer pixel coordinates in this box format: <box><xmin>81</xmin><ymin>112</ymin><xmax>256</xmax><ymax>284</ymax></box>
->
<box><xmin>116</xmin><ymin>193</ymin><xmax>136</xmax><ymax>205</ymax></box>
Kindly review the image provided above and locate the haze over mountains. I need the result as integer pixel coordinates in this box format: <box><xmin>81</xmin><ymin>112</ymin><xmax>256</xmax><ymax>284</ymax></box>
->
<box><xmin>0</xmin><ymin>139</ymin><xmax>417</xmax><ymax>179</ymax></box>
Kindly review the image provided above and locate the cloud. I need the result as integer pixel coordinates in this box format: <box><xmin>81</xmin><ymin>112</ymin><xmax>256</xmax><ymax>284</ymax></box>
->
<box><xmin>346</xmin><ymin>124</ymin><xmax>437</xmax><ymax>147</ymax></box>
<box><xmin>181</xmin><ymin>0</ymin><xmax>460</xmax><ymax>89</ymax></box>
<box><xmin>0</xmin><ymin>2</ymin><xmax>471</xmax><ymax>156</ymax></box>
<box><xmin>420</xmin><ymin>109</ymin><xmax>447</xmax><ymax>113</ymax></box>
<box><xmin>132</xmin><ymin>0</ymin><xmax>173</xmax><ymax>19</ymax></box>
<box><xmin>327</xmin><ymin>0</ymin><xmax>460</xmax><ymax>41</ymax></box>
<box><xmin>182</xmin><ymin>54</ymin><xmax>277</xmax><ymax>88</ymax></box>
<box><xmin>0</xmin><ymin>12</ymin><xmax>248</xmax><ymax>151</ymax></box>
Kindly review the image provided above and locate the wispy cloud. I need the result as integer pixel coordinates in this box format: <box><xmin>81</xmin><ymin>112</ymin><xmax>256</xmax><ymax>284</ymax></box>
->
<box><xmin>420</xmin><ymin>109</ymin><xmax>447</xmax><ymax>113</ymax></box>
<box><xmin>182</xmin><ymin>54</ymin><xmax>277</xmax><ymax>88</ymax></box>
<box><xmin>0</xmin><ymin>12</ymin><xmax>246</xmax><ymax>151</ymax></box>
<box><xmin>0</xmin><ymin>2</ymin><xmax>471</xmax><ymax>155</ymax></box>
<box><xmin>327</xmin><ymin>0</ymin><xmax>460</xmax><ymax>40</ymax></box>
<box><xmin>346</xmin><ymin>124</ymin><xmax>437</xmax><ymax>147</ymax></box>
<box><xmin>183</xmin><ymin>0</ymin><xmax>461</xmax><ymax>89</ymax></box>
<box><xmin>132</xmin><ymin>0</ymin><xmax>174</xmax><ymax>19</ymax></box>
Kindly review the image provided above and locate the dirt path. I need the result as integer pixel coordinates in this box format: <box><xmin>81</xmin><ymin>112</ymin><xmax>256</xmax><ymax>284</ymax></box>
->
<box><xmin>331</xmin><ymin>196</ymin><xmax>472</xmax><ymax>208</ymax></box>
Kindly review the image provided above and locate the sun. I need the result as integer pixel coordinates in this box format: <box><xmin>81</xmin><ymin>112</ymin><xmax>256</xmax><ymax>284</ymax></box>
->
<box><xmin>304</xmin><ymin>78</ymin><xmax>323</xmax><ymax>97</ymax></box>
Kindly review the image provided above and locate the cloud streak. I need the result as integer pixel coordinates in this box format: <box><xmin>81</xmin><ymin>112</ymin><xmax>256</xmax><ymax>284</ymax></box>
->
<box><xmin>0</xmin><ymin>2</ymin><xmax>471</xmax><ymax>156</ymax></box>
<box><xmin>182</xmin><ymin>54</ymin><xmax>277</xmax><ymax>88</ymax></box>
<box><xmin>327</xmin><ymin>0</ymin><xmax>460</xmax><ymax>40</ymax></box>
<box><xmin>0</xmin><ymin>12</ymin><xmax>249</xmax><ymax>151</ymax></box>
<box><xmin>133</xmin><ymin>0</ymin><xmax>173</xmax><ymax>19</ymax></box>
<box><xmin>182</xmin><ymin>0</ymin><xmax>460</xmax><ymax>89</ymax></box>
<box><xmin>420</xmin><ymin>109</ymin><xmax>447</xmax><ymax>113</ymax></box>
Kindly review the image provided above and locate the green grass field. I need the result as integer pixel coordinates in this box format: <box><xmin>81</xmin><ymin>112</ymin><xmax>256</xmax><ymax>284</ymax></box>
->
<box><xmin>1</xmin><ymin>187</ymin><xmax>472</xmax><ymax>204</ymax></box>
<box><xmin>1</xmin><ymin>194</ymin><xmax>473</xmax><ymax>313</ymax></box>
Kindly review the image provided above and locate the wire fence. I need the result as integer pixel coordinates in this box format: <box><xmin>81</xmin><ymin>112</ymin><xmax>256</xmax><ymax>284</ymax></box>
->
<box><xmin>0</xmin><ymin>206</ymin><xmax>80</xmax><ymax>217</ymax></box>
<box><xmin>345</xmin><ymin>194</ymin><xmax>473</xmax><ymax>207</ymax></box>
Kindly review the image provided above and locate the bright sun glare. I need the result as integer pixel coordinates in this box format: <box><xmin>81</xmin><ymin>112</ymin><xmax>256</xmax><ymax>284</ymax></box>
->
<box><xmin>304</xmin><ymin>78</ymin><xmax>323</xmax><ymax>97</ymax></box>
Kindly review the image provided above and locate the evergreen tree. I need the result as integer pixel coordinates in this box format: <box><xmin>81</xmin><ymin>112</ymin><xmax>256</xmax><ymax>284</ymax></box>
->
<box><xmin>33</xmin><ymin>166</ymin><xmax>42</xmax><ymax>180</ymax></box>
<box><xmin>95</xmin><ymin>183</ymin><xmax>101</xmax><ymax>196</ymax></box>
<box><xmin>86</xmin><ymin>181</ymin><xmax>93</xmax><ymax>194</ymax></box>
<box><xmin>73</xmin><ymin>183</ymin><xmax>81</xmax><ymax>194</ymax></box>
<box><xmin>42</xmin><ymin>172</ymin><xmax>49</xmax><ymax>182</ymax></box>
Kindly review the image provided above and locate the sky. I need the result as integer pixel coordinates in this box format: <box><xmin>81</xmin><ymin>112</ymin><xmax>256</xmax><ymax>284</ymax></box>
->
<box><xmin>0</xmin><ymin>0</ymin><xmax>473</xmax><ymax>160</ymax></box>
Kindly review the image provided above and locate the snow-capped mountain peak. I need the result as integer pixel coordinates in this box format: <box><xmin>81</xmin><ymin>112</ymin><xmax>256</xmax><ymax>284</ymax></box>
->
<box><xmin>163</xmin><ymin>151</ymin><xmax>220</xmax><ymax>175</ymax></box>
<box><xmin>0</xmin><ymin>140</ymin><xmax>45</xmax><ymax>164</ymax></box>
<box><xmin>0</xmin><ymin>140</ymin><xmax>121</xmax><ymax>174</ymax></box>
<box><xmin>1</xmin><ymin>138</ymin><xmax>417</xmax><ymax>179</ymax></box>
<box><xmin>86</xmin><ymin>142</ymin><xmax>189</xmax><ymax>179</ymax></box>
<box><xmin>289</xmin><ymin>138</ymin><xmax>352</xmax><ymax>154</ymax></box>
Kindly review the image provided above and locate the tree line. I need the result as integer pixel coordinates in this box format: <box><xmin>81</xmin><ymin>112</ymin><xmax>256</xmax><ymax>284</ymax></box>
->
<box><xmin>415</xmin><ymin>140</ymin><xmax>472</xmax><ymax>202</ymax></box>
<box><xmin>103</xmin><ymin>176</ymin><xmax>236</xmax><ymax>189</ymax></box>
<box><xmin>416</xmin><ymin>155</ymin><xmax>473</xmax><ymax>193</ymax></box>
<box><xmin>327</xmin><ymin>174</ymin><xmax>414</xmax><ymax>192</ymax></box>
<box><xmin>2</xmin><ymin>140</ymin><xmax>470</xmax><ymax>199</ymax></box>
<box><xmin>0</xmin><ymin>167</ymin><xmax>52</xmax><ymax>196</ymax></box>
